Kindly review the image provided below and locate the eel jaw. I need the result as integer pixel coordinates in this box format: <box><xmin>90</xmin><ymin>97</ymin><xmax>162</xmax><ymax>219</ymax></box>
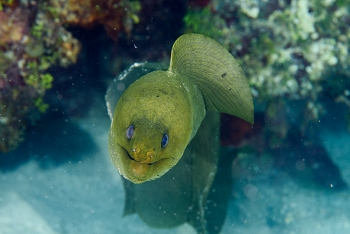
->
<box><xmin>116</xmin><ymin>145</ymin><xmax>172</xmax><ymax>184</ymax></box>
<box><xmin>127</xmin><ymin>151</ymin><xmax>155</xmax><ymax>166</ymax></box>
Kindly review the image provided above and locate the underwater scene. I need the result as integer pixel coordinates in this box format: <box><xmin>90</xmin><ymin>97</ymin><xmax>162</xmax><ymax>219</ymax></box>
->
<box><xmin>1</xmin><ymin>0</ymin><xmax>350</xmax><ymax>233</ymax></box>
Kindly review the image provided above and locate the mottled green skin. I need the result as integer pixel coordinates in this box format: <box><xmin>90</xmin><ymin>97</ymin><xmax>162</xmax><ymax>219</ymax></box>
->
<box><xmin>109</xmin><ymin>70</ymin><xmax>205</xmax><ymax>183</ymax></box>
<box><xmin>108</xmin><ymin>33</ymin><xmax>253</xmax><ymax>184</ymax></box>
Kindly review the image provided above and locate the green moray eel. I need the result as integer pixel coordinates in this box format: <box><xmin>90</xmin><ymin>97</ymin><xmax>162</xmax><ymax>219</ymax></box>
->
<box><xmin>106</xmin><ymin>33</ymin><xmax>254</xmax><ymax>233</ymax></box>
<box><xmin>107</xmin><ymin>33</ymin><xmax>254</xmax><ymax>185</ymax></box>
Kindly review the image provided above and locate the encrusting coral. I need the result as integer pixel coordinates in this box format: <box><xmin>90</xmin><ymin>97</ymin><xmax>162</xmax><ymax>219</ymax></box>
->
<box><xmin>0</xmin><ymin>1</ymin><xmax>81</xmax><ymax>152</ymax></box>
<box><xmin>0</xmin><ymin>0</ymin><xmax>141</xmax><ymax>153</ymax></box>
<box><xmin>185</xmin><ymin>0</ymin><xmax>350</xmax><ymax>190</ymax></box>
<box><xmin>47</xmin><ymin>0</ymin><xmax>140</xmax><ymax>41</ymax></box>
<box><xmin>185</xmin><ymin>0</ymin><xmax>350</xmax><ymax>131</ymax></box>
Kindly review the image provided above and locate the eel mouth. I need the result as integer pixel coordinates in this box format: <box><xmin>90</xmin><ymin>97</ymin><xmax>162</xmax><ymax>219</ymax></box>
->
<box><xmin>126</xmin><ymin>151</ymin><xmax>155</xmax><ymax>166</ymax></box>
<box><xmin>114</xmin><ymin>144</ymin><xmax>173</xmax><ymax>183</ymax></box>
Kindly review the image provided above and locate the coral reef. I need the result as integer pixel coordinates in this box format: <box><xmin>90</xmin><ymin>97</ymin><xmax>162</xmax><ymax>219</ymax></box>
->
<box><xmin>0</xmin><ymin>1</ymin><xmax>81</xmax><ymax>152</ymax></box>
<box><xmin>185</xmin><ymin>0</ymin><xmax>350</xmax><ymax>128</ymax></box>
<box><xmin>46</xmin><ymin>0</ymin><xmax>141</xmax><ymax>41</ymax></box>
<box><xmin>0</xmin><ymin>0</ymin><xmax>142</xmax><ymax>153</ymax></box>
<box><xmin>185</xmin><ymin>0</ymin><xmax>350</xmax><ymax>189</ymax></box>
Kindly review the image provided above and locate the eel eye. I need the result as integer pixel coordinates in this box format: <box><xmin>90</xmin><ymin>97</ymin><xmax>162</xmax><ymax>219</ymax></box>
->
<box><xmin>161</xmin><ymin>134</ymin><xmax>168</xmax><ymax>148</ymax></box>
<box><xmin>126</xmin><ymin>125</ymin><xmax>134</xmax><ymax>140</ymax></box>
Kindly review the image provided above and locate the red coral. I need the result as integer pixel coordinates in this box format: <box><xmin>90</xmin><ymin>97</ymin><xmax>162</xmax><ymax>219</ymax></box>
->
<box><xmin>220</xmin><ymin>113</ymin><xmax>263</xmax><ymax>147</ymax></box>
<box><xmin>49</xmin><ymin>0</ymin><xmax>134</xmax><ymax>41</ymax></box>
<box><xmin>0</xmin><ymin>7</ymin><xmax>30</xmax><ymax>45</ymax></box>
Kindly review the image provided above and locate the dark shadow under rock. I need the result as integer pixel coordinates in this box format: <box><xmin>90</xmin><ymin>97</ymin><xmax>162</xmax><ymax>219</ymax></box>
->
<box><xmin>0</xmin><ymin>111</ymin><xmax>97</xmax><ymax>171</ymax></box>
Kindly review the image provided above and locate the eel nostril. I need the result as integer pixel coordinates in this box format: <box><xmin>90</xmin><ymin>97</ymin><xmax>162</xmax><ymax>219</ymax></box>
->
<box><xmin>147</xmin><ymin>151</ymin><xmax>155</xmax><ymax>160</ymax></box>
<box><xmin>132</xmin><ymin>147</ymin><xmax>140</xmax><ymax>154</ymax></box>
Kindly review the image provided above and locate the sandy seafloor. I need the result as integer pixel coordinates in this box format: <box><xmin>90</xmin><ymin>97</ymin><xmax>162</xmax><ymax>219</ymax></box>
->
<box><xmin>1</xmin><ymin>95</ymin><xmax>350</xmax><ymax>234</ymax></box>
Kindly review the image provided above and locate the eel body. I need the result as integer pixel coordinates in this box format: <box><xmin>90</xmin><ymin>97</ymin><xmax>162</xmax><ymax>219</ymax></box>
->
<box><xmin>106</xmin><ymin>33</ymin><xmax>254</xmax><ymax>233</ymax></box>
<box><xmin>107</xmin><ymin>33</ymin><xmax>253</xmax><ymax>184</ymax></box>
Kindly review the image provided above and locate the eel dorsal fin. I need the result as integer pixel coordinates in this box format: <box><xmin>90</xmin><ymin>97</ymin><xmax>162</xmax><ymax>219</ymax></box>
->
<box><xmin>169</xmin><ymin>33</ymin><xmax>254</xmax><ymax>124</ymax></box>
